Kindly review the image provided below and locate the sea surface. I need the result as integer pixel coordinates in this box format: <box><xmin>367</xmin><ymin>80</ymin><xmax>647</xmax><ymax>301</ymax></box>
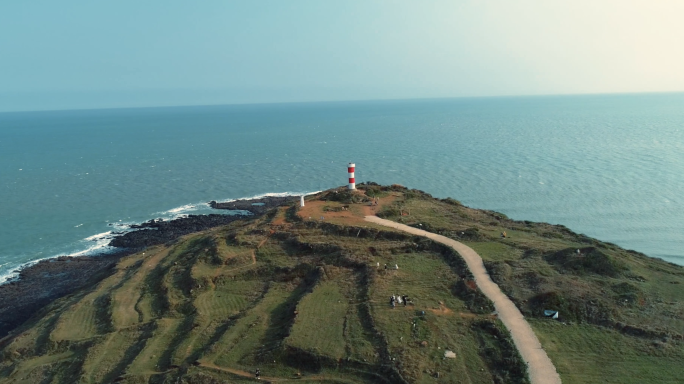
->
<box><xmin>1</xmin><ymin>93</ymin><xmax>684</xmax><ymax>281</ymax></box>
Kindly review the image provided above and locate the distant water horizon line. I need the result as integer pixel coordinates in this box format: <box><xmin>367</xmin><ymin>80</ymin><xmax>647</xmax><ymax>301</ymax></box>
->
<box><xmin>2</xmin><ymin>89</ymin><xmax>683</xmax><ymax>115</ymax></box>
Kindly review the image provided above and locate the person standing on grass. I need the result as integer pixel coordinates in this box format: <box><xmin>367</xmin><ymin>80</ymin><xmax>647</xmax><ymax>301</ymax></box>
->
<box><xmin>255</xmin><ymin>368</ymin><xmax>261</xmax><ymax>380</ymax></box>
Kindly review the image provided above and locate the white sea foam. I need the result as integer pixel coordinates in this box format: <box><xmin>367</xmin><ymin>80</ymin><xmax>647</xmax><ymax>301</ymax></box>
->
<box><xmin>74</xmin><ymin>233</ymin><xmax>117</xmax><ymax>256</ymax></box>
<box><xmin>159</xmin><ymin>202</ymin><xmax>207</xmax><ymax>216</ymax></box>
<box><xmin>84</xmin><ymin>231</ymin><xmax>113</xmax><ymax>242</ymax></box>
<box><xmin>110</xmin><ymin>221</ymin><xmax>136</xmax><ymax>229</ymax></box>
<box><xmin>70</xmin><ymin>234</ymin><xmax>117</xmax><ymax>257</ymax></box>
<box><xmin>0</xmin><ymin>269</ymin><xmax>20</xmax><ymax>284</ymax></box>
<box><xmin>0</xmin><ymin>257</ymin><xmax>51</xmax><ymax>284</ymax></box>
<box><xmin>0</xmin><ymin>230</ymin><xmax>123</xmax><ymax>286</ymax></box>
<box><xmin>0</xmin><ymin>263</ymin><xmax>20</xmax><ymax>284</ymax></box>
<box><xmin>0</xmin><ymin>228</ymin><xmax>128</xmax><ymax>286</ymax></box>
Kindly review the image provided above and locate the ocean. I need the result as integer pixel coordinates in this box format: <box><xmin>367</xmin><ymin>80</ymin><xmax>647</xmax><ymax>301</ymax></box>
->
<box><xmin>1</xmin><ymin>93</ymin><xmax>683</xmax><ymax>282</ymax></box>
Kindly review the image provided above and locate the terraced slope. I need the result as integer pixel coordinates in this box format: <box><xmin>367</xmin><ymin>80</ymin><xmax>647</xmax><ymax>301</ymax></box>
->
<box><xmin>0</xmin><ymin>197</ymin><xmax>528</xmax><ymax>384</ymax></box>
<box><xmin>3</xmin><ymin>183</ymin><xmax>680</xmax><ymax>384</ymax></box>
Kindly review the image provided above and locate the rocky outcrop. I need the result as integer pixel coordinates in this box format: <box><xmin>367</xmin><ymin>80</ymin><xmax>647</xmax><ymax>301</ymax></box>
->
<box><xmin>209</xmin><ymin>196</ymin><xmax>297</xmax><ymax>215</ymax></box>
<box><xmin>109</xmin><ymin>214</ymin><xmax>248</xmax><ymax>248</ymax></box>
<box><xmin>110</xmin><ymin>196</ymin><xmax>297</xmax><ymax>249</ymax></box>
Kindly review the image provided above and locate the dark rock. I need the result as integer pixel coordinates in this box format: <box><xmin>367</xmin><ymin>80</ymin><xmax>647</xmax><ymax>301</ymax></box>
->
<box><xmin>0</xmin><ymin>250</ymin><xmax>136</xmax><ymax>338</ymax></box>
<box><xmin>110</xmin><ymin>214</ymin><xmax>248</xmax><ymax>248</ymax></box>
<box><xmin>209</xmin><ymin>196</ymin><xmax>297</xmax><ymax>215</ymax></box>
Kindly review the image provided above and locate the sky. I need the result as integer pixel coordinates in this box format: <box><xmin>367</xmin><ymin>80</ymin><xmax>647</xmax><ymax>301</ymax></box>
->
<box><xmin>1</xmin><ymin>0</ymin><xmax>684</xmax><ymax>112</ymax></box>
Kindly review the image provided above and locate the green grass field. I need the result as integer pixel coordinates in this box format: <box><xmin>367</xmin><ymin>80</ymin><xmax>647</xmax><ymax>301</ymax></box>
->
<box><xmin>286</xmin><ymin>280</ymin><xmax>349</xmax><ymax>360</ymax></box>
<box><xmin>378</xmin><ymin>186</ymin><xmax>684</xmax><ymax>384</ymax></box>
<box><xmin>531</xmin><ymin>319</ymin><xmax>684</xmax><ymax>384</ymax></box>
<box><xmin>0</xmin><ymin>185</ymin><xmax>681</xmax><ymax>384</ymax></box>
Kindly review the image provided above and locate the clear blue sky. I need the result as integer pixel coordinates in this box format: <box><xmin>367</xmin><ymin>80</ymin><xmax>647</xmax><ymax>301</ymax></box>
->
<box><xmin>1</xmin><ymin>1</ymin><xmax>683</xmax><ymax>112</ymax></box>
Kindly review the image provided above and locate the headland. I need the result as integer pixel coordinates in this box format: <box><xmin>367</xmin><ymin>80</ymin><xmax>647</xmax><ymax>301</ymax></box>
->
<box><xmin>0</xmin><ymin>184</ymin><xmax>681</xmax><ymax>384</ymax></box>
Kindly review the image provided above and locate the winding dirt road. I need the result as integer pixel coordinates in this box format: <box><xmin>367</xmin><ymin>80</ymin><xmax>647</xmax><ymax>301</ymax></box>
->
<box><xmin>365</xmin><ymin>216</ymin><xmax>562</xmax><ymax>384</ymax></box>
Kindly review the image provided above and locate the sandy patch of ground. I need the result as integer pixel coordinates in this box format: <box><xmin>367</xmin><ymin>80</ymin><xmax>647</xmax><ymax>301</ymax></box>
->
<box><xmin>296</xmin><ymin>191</ymin><xmax>398</xmax><ymax>225</ymax></box>
<box><xmin>297</xmin><ymin>200</ymin><xmax>363</xmax><ymax>224</ymax></box>
<box><xmin>428</xmin><ymin>303</ymin><xmax>454</xmax><ymax>316</ymax></box>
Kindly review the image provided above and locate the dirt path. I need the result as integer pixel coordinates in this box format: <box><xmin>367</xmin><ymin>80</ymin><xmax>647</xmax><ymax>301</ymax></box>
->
<box><xmin>365</xmin><ymin>216</ymin><xmax>562</xmax><ymax>384</ymax></box>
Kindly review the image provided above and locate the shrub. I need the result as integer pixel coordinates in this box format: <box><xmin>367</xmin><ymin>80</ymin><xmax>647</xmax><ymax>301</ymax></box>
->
<box><xmin>527</xmin><ymin>291</ymin><xmax>614</xmax><ymax>323</ymax></box>
<box><xmin>441</xmin><ymin>197</ymin><xmax>462</xmax><ymax>206</ymax></box>
<box><xmin>545</xmin><ymin>247</ymin><xmax>627</xmax><ymax>277</ymax></box>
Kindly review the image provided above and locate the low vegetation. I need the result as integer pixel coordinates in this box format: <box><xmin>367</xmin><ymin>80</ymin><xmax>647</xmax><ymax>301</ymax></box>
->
<box><xmin>375</xmin><ymin>184</ymin><xmax>684</xmax><ymax>383</ymax></box>
<box><xmin>0</xmin><ymin>183</ymin><xmax>681</xmax><ymax>383</ymax></box>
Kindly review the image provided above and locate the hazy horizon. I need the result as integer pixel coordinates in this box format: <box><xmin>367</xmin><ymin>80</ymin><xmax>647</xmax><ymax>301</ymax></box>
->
<box><xmin>2</xmin><ymin>1</ymin><xmax>683</xmax><ymax>112</ymax></box>
<box><xmin>3</xmin><ymin>90</ymin><xmax>684</xmax><ymax>115</ymax></box>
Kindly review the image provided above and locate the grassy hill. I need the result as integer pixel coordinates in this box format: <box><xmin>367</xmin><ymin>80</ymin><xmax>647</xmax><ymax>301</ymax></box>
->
<box><xmin>371</xmin><ymin>184</ymin><xmax>684</xmax><ymax>384</ymax></box>
<box><xmin>0</xmin><ymin>183</ymin><xmax>682</xmax><ymax>383</ymax></box>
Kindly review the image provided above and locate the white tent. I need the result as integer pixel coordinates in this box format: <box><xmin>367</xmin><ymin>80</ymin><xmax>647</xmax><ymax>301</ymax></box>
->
<box><xmin>544</xmin><ymin>310</ymin><xmax>559</xmax><ymax>319</ymax></box>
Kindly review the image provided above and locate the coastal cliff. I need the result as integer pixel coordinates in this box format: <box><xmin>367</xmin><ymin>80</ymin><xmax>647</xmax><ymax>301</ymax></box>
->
<box><xmin>0</xmin><ymin>185</ymin><xmax>681</xmax><ymax>384</ymax></box>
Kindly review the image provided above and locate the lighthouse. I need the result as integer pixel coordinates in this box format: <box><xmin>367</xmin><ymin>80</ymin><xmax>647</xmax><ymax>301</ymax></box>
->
<box><xmin>348</xmin><ymin>163</ymin><xmax>356</xmax><ymax>190</ymax></box>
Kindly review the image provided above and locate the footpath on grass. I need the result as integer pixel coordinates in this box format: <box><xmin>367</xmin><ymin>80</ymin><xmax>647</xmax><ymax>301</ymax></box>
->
<box><xmin>365</xmin><ymin>215</ymin><xmax>562</xmax><ymax>384</ymax></box>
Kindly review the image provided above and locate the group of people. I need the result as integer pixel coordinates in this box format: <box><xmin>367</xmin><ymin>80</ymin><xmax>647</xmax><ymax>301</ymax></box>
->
<box><xmin>389</xmin><ymin>294</ymin><xmax>410</xmax><ymax>308</ymax></box>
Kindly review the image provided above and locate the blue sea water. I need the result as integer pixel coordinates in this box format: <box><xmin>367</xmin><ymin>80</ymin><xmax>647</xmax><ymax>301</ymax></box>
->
<box><xmin>1</xmin><ymin>93</ymin><xmax>684</xmax><ymax>281</ymax></box>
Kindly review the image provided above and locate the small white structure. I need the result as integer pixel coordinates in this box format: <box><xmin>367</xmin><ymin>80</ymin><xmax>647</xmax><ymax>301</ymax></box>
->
<box><xmin>300</xmin><ymin>196</ymin><xmax>305</xmax><ymax>207</ymax></box>
<box><xmin>348</xmin><ymin>163</ymin><xmax>356</xmax><ymax>190</ymax></box>
<box><xmin>544</xmin><ymin>310</ymin><xmax>559</xmax><ymax>319</ymax></box>
<box><xmin>444</xmin><ymin>350</ymin><xmax>456</xmax><ymax>359</ymax></box>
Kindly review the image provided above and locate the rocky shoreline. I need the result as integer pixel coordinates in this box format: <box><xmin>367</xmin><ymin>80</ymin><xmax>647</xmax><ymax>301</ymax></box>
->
<box><xmin>0</xmin><ymin>251</ymin><xmax>136</xmax><ymax>339</ymax></box>
<box><xmin>209</xmin><ymin>195</ymin><xmax>296</xmax><ymax>214</ymax></box>
<box><xmin>0</xmin><ymin>195</ymin><xmax>297</xmax><ymax>338</ymax></box>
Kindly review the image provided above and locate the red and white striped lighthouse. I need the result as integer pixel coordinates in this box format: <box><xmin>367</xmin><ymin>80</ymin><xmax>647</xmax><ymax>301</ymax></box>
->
<box><xmin>347</xmin><ymin>163</ymin><xmax>356</xmax><ymax>190</ymax></box>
